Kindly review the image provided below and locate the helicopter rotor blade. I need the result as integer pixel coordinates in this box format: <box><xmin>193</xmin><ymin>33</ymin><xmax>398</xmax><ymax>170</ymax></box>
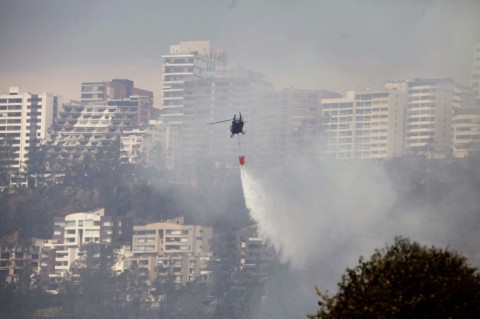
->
<box><xmin>206</xmin><ymin>119</ymin><xmax>232</xmax><ymax>125</ymax></box>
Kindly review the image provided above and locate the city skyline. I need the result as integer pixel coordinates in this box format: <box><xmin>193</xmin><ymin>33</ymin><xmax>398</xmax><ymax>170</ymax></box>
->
<box><xmin>1</xmin><ymin>0</ymin><xmax>479</xmax><ymax>103</ymax></box>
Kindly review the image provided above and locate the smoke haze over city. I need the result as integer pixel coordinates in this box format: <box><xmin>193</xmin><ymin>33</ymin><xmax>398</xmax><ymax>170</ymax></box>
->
<box><xmin>1</xmin><ymin>0</ymin><xmax>479</xmax><ymax>100</ymax></box>
<box><xmin>1</xmin><ymin>1</ymin><xmax>480</xmax><ymax>318</ymax></box>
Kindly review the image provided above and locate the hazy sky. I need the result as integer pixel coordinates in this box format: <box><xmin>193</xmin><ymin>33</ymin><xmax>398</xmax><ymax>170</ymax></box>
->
<box><xmin>1</xmin><ymin>0</ymin><xmax>479</xmax><ymax>103</ymax></box>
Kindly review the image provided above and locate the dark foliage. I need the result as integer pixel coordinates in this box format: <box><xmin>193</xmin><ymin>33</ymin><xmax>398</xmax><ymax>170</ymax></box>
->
<box><xmin>308</xmin><ymin>237</ymin><xmax>480</xmax><ymax>319</ymax></box>
<box><xmin>0</xmin><ymin>162</ymin><xmax>175</xmax><ymax>239</ymax></box>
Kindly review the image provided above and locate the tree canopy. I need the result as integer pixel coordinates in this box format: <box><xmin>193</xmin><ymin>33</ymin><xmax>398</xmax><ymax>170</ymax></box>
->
<box><xmin>308</xmin><ymin>237</ymin><xmax>480</xmax><ymax>319</ymax></box>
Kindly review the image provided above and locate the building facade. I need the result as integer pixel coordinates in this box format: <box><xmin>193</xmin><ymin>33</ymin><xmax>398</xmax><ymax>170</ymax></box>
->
<box><xmin>51</xmin><ymin>208</ymin><xmax>132</xmax><ymax>280</ymax></box>
<box><xmin>120</xmin><ymin>122</ymin><xmax>164</xmax><ymax>164</ymax></box>
<box><xmin>452</xmin><ymin>106</ymin><xmax>480</xmax><ymax>158</ymax></box>
<box><xmin>237</xmin><ymin>225</ymin><xmax>276</xmax><ymax>275</ymax></box>
<box><xmin>161</xmin><ymin>41</ymin><xmax>227</xmax><ymax>125</ymax></box>
<box><xmin>131</xmin><ymin>217</ymin><xmax>213</xmax><ymax>285</ymax></box>
<box><xmin>404</xmin><ymin>78</ymin><xmax>473</xmax><ymax>156</ymax></box>
<box><xmin>0</xmin><ymin>235</ymin><xmax>47</xmax><ymax>286</ymax></box>
<box><xmin>160</xmin><ymin>41</ymin><xmax>229</xmax><ymax>171</ymax></box>
<box><xmin>46</xmin><ymin>92</ymin><xmax>154</xmax><ymax>165</ymax></box>
<box><xmin>319</xmin><ymin>87</ymin><xmax>406</xmax><ymax>159</ymax></box>
<box><xmin>160</xmin><ymin>41</ymin><xmax>281</xmax><ymax>173</ymax></box>
<box><xmin>81</xmin><ymin>79</ymin><xmax>154</xmax><ymax>106</ymax></box>
<box><xmin>278</xmin><ymin>88</ymin><xmax>341</xmax><ymax>161</ymax></box>
<box><xmin>0</xmin><ymin>86</ymin><xmax>60</xmax><ymax>184</ymax></box>
<box><xmin>178</xmin><ymin>76</ymin><xmax>276</xmax><ymax>173</ymax></box>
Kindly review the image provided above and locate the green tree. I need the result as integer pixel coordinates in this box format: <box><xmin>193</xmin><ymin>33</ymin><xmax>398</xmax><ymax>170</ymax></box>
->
<box><xmin>308</xmin><ymin>237</ymin><xmax>480</xmax><ymax>319</ymax></box>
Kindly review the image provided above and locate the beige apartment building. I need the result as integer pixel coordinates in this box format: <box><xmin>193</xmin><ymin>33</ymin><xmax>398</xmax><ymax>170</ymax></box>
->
<box><xmin>131</xmin><ymin>217</ymin><xmax>213</xmax><ymax>285</ymax></box>
<box><xmin>319</xmin><ymin>87</ymin><xmax>406</xmax><ymax>159</ymax></box>
<box><xmin>404</xmin><ymin>78</ymin><xmax>473</xmax><ymax>156</ymax></box>
<box><xmin>452</xmin><ymin>106</ymin><xmax>480</xmax><ymax>157</ymax></box>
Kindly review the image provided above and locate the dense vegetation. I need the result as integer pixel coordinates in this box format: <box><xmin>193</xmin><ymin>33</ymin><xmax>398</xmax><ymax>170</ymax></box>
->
<box><xmin>308</xmin><ymin>237</ymin><xmax>480</xmax><ymax>318</ymax></box>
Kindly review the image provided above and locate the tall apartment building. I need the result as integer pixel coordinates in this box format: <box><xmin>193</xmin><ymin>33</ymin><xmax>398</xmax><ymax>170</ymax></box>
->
<box><xmin>161</xmin><ymin>41</ymin><xmax>227</xmax><ymax>125</ymax></box>
<box><xmin>453</xmin><ymin>44</ymin><xmax>480</xmax><ymax>157</ymax></box>
<box><xmin>319</xmin><ymin>87</ymin><xmax>406</xmax><ymax>159</ymax></box>
<box><xmin>131</xmin><ymin>217</ymin><xmax>213</xmax><ymax>285</ymax></box>
<box><xmin>452</xmin><ymin>106</ymin><xmax>480</xmax><ymax>158</ymax></box>
<box><xmin>161</xmin><ymin>40</ymin><xmax>285</xmax><ymax>174</ymax></box>
<box><xmin>178</xmin><ymin>76</ymin><xmax>276</xmax><ymax>173</ymax></box>
<box><xmin>161</xmin><ymin>41</ymin><xmax>228</xmax><ymax>171</ymax></box>
<box><xmin>404</xmin><ymin>78</ymin><xmax>473</xmax><ymax>156</ymax></box>
<box><xmin>51</xmin><ymin>208</ymin><xmax>132</xmax><ymax>280</ymax></box>
<box><xmin>0</xmin><ymin>86</ymin><xmax>60</xmax><ymax>182</ymax></box>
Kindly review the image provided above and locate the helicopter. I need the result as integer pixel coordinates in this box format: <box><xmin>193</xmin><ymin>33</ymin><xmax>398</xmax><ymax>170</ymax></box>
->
<box><xmin>207</xmin><ymin>113</ymin><xmax>246</xmax><ymax>137</ymax></box>
<box><xmin>207</xmin><ymin>113</ymin><xmax>247</xmax><ymax>165</ymax></box>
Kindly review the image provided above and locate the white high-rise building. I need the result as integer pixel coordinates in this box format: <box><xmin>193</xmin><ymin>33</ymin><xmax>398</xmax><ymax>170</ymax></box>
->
<box><xmin>319</xmin><ymin>87</ymin><xmax>406</xmax><ymax>159</ymax></box>
<box><xmin>404</xmin><ymin>78</ymin><xmax>473</xmax><ymax>156</ymax></box>
<box><xmin>0</xmin><ymin>86</ymin><xmax>60</xmax><ymax>181</ymax></box>
<box><xmin>160</xmin><ymin>40</ymin><xmax>282</xmax><ymax>174</ymax></box>
<box><xmin>161</xmin><ymin>41</ymin><xmax>228</xmax><ymax>171</ymax></box>
<box><xmin>161</xmin><ymin>41</ymin><xmax>227</xmax><ymax>125</ymax></box>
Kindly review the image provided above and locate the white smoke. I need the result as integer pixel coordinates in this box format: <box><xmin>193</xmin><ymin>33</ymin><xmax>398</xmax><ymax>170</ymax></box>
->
<box><xmin>241</xmin><ymin>159</ymin><xmax>397</xmax><ymax>270</ymax></box>
<box><xmin>241</xmin><ymin>158</ymin><xmax>479</xmax><ymax>288</ymax></box>
<box><xmin>240</xmin><ymin>157</ymin><xmax>480</xmax><ymax>318</ymax></box>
